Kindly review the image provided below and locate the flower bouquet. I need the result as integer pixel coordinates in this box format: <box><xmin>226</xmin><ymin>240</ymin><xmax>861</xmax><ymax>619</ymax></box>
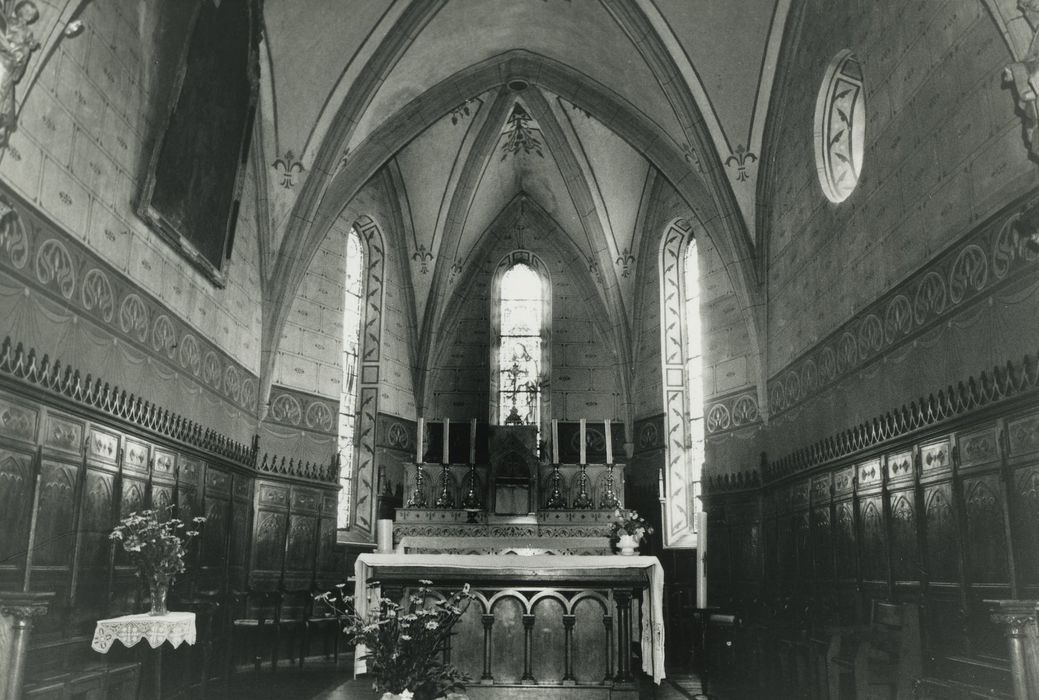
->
<box><xmin>609</xmin><ymin>508</ymin><xmax>654</xmax><ymax>555</ymax></box>
<box><xmin>318</xmin><ymin>580</ymin><xmax>474</xmax><ymax>700</ymax></box>
<box><xmin>109</xmin><ymin>508</ymin><xmax>205</xmax><ymax>615</ymax></box>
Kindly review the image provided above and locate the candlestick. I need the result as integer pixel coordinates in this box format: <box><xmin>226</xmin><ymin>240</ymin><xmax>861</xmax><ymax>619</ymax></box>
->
<box><xmin>462</xmin><ymin>462</ymin><xmax>482</xmax><ymax>510</ymax></box>
<box><xmin>469</xmin><ymin>418</ymin><xmax>477</xmax><ymax>465</ymax></box>
<box><xmin>604</xmin><ymin>419</ymin><xmax>613</xmax><ymax>464</ymax></box>
<box><xmin>443</xmin><ymin>418</ymin><xmax>450</xmax><ymax>465</ymax></box>
<box><xmin>407</xmin><ymin>464</ymin><xmax>427</xmax><ymax>508</ymax></box>
<box><xmin>544</xmin><ymin>463</ymin><xmax>566</xmax><ymax>509</ymax></box>
<box><xmin>572</xmin><ymin>464</ymin><xmax>593</xmax><ymax>509</ymax></box>
<box><xmin>696</xmin><ymin>511</ymin><xmax>708</xmax><ymax>609</ymax></box>
<box><xmin>579</xmin><ymin>418</ymin><xmax>586</xmax><ymax>464</ymax></box>
<box><xmin>435</xmin><ymin>463</ymin><xmax>454</xmax><ymax>508</ymax></box>
<box><xmin>416</xmin><ymin>417</ymin><xmax>424</xmax><ymax>463</ymax></box>
<box><xmin>600</xmin><ymin>463</ymin><xmax>619</xmax><ymax>509</ymax></box>
<box><xmin>552</xmin><ymin>419</ymin><xmax>559</xmax><ymax>464</ymax></box>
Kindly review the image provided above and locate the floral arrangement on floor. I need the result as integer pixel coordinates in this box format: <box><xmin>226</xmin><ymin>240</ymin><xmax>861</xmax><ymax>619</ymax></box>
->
<box><xmin>109</xmin><ymin>508</ymin><xmax>205</xmax><ymax>614</ymax></box>
<box><xmin>317</xmin><ymin>580</ymin><xmax>474</xmax><ymax>700</ymax></box>
<box><xmin>609</xmin><ymin>508</ymin><xmax>654</xmax><ymax>543</ymax></box>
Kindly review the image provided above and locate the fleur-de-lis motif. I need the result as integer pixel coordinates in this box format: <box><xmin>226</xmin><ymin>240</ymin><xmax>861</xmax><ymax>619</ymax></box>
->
<box><xmin>725</xmin><ymin>144</ymin><xmax>757</xmax><ymax>182</ymax></box>
<box><xmin>412</xmin><ymin>245</ymin><xmax>434</xmax><ymax>274</ymax></box>
<box><xmin>272</xmin><ymin>150</ymin><xmax>305</xmax><ymax>189</ymax></box>
<box><xmin>615</xmin><ymin>248</ymin><xmax>635</xmax><ymax>277</ymax></box>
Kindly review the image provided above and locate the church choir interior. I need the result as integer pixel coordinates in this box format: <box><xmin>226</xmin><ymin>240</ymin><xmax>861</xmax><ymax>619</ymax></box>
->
<box><xmin>0</xmin><ymin>0</ymin><xmax>1038</xmax><ymax>698</ymax></box>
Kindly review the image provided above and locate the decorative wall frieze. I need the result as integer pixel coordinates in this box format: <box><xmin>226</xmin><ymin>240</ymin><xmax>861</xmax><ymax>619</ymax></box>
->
<box><xmin>0</xmin><ymin>190</ymin><xmax>259</xmax><ymax>412</ymax></box>
<box><xmin>0</xmin><ymin>335</ymin><xmax>257</xmax><ymax>466</ymax></box>
<box><xmin>633</xmin><ymin>414</ymin><xmax>665</xmax><ymax>452</ymax></box>
<box><xmin>765</xmin><ymin>347</ymin><xmax>1039</xmax><ymax>483</ymax></box>
<box><xmin>705</xmin><ymin>389</ymin><xmax>762</xmax><ymax>435</ymax></box>
<box><xmin>767</xmin><ymin>200</ymin><xmax>1039</xmax><ymax>417</ymax></box>
<box><xmin>266</xmin><ymin>385</ymin><xmax>337</xmax><ymax>435</ymax></box>
<box><xmin>706</xmin><ymin>470</ymin><xmax>761</xmax><ymax>494</ymax></box>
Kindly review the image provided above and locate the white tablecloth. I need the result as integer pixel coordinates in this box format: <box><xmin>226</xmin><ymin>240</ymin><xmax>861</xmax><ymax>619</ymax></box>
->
<box><xmin>353</xmin><ymin>553</ymin><xmax>665</xmax><ymax>684</ymax></box>
<box><xmin>90</xmin><ymin>612</ymin><xmax>196</xmax><ymax>653</ymax></box>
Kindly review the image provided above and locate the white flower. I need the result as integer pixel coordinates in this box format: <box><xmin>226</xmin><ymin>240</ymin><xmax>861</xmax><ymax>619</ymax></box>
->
<box><xmin>418</xmin><ymin>579</ymin><xmax>433</xmax><ymax>585</ymax></box>
<box><xmin>425</xmin><ymin>620</ymin><xmax>439</xmax><ymax>630</ymax></box>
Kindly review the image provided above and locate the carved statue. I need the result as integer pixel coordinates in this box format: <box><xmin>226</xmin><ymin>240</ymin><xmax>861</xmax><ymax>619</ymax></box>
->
<box><xmin>1005</xmin><ymin>0</ymin><xmax>1039</xmax><ymax>157</ymax></box>
<box><xmin>0</xmin><ymin>0</ymin><xmax>39</xmax><ymax>148</ymax></box>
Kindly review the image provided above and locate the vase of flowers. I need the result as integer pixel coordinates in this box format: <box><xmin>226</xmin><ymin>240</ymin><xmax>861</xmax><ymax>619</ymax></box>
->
<box><xmin>318</xmin><ymin>580</ymin><xmax>474</xmax><ymax>700</ymax></box>
<box><xmin>610</xmin><ymin>508</ymin><xmax>654</xmax><ymax>556</ymax></box>
<box><xmin>109</xmin><ymin>508</ymin><xmax>205</xmax><ymax>615</ymax></box>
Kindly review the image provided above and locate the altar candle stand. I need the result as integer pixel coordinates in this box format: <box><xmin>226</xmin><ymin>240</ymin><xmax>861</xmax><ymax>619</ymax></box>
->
<box><xmin>409</xmin><ymin>418</ymin><xmax>427</xmax><ymax>508</ymax></box>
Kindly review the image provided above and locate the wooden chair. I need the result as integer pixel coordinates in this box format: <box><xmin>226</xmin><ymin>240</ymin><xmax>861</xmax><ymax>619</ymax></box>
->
<box><xmin>829</xmin><ymin>601</ymin><xmax>921</xmax><ymax>700</ymax></box>
<box><xmin>277</xmin><ymin>588</ymin><xmax>310</xmax><ymax>669</ymax></box>
<box><xmin>302</xmin><ymin>585</ymin><xmax>344</xmax><ymax>666</ymax></box>
<box><xmin>229</xmin><ymin>589</ymin><xmax>281</xmax><ymax>674</ymax></box>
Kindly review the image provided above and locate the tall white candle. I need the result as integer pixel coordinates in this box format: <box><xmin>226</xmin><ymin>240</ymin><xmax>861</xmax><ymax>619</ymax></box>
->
<box><xmin>376</xmin><ymin>519</ymin><xmax>394</xmax><ymax>553</ymax></box>
<box><xmin>552</xmin><ymin>419</ymin><xmax>559</xmax><ymax>464</ymax></box>
<box><xmin>443</xmin><ymin>418</ymin><xmax>450</xmax><ymax>464</ymax></box>
<box><xmin>416</xmin><ymin>417</ymin><xmax>424</xmax><ymax>463</ymax></box>
<box><xmin>469</xmin><ymin>418</ymin><xmax>477</xmax><ymax>464</ymax></box>
<box><xmin>696</xmin><ymin>511</ymin><xmax>708</xmax><ymax>609</ymax></box>
<box><xmin>579</xmin><ymin>418</ymin><xmax>586</xmax><ymax>464</ymax></box>
<box><xmin>604</xmin><ymin>419</ymin><xmax>613</xmax><ymax>464</ymax></box>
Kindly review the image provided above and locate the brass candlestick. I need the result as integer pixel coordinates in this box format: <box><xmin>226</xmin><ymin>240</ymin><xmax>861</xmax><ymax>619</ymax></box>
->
<box><xmin>407</xmin><ymin>463</ymin><xmax>428</xmax><ymax>508</ymax></box>
<box><xmin>572</xmin><ymin>464</ymin><xmax>593</xmax><ymax>509</ymax></box>
<box><xmin>462</xmin><ymin>463</ymin><xmax>482</xmax><ymax>510</ymax></box>
<box><xmin>544</xmin><ymin>462</ymin><xmax>566</xmax><ymax>509</ymax></box>
<box><xmin>600</xmin><ymin>463</ymin><xmax>619</xmax><ymax>509</ymax></box>
<box><xmin>434</xmin><ymin>463</ymin><xmax>455</xmax><ymax>509</ymax></box>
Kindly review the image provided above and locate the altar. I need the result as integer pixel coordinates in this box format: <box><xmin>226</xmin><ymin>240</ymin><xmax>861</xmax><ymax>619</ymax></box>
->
<box><xmin>353</xmin><ymin>554</ymin><xmax>665</xmax><ymax>698</ymax></box>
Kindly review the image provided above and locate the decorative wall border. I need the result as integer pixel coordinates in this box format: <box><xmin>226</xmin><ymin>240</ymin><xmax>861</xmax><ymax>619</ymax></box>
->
<box><xmin>0</xmin><ymin>189</ymin><xmax>259</xmax><ymax>412</ymax></box>
<box><xmin>766</xmin><ymin>198</ymin><xmax>1039</xmax><ymax>416</ymax></box>
<box><xmin>705</xmin><ymin>388</ymin><xmax>762</xmax><ymax>435</ymax></box>
<box><xmin>765</xmin><ymin>347</ymin><xmax>1039</xmax><ymax>483</ymax></box>
<box><xmin>633</xmin><ymin>414</ymin><xmax>665</xmax><ymax>452</ymax></box>
<box><xmin>267</xmin><ymin>384</ymin><xmax>337</xmax><ymax>435</ymax></box>
<box><xmin>0</xmin><ymin>335</ymin><xmax>256</xmax><ymax>465</ymax></box>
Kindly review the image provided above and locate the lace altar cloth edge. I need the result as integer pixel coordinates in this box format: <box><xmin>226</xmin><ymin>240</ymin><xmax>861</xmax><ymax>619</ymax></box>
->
<box><xmin>91</xmin><ymin>612</ymin><xmax>197</xmax><ymax>653</ymax></box>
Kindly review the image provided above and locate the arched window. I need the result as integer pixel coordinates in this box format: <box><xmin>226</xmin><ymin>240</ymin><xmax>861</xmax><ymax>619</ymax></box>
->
<box><xmin>497</xmin><ymin>262</ymin><xmax>544</xmax><ymax>426</ymax></box>
<box><xmin>658</xmin><ymin>220</ymin><xmax>705</xmax><ymax>548</ymax></box>
<box><xmin>337</xmin><ymin>227</ymin><xmax>365</xmax><ymax>529</ymax></box>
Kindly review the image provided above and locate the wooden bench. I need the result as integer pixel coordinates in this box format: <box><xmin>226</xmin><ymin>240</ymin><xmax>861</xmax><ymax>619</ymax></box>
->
<box><xmin>829</xmin><ymin>601</ymin><xmax>921</xmax><ymax>700</ymax></box>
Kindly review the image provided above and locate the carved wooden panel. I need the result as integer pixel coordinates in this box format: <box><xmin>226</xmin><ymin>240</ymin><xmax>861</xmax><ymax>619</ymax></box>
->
<box><xmin>120</xmin><ymin>475</ymin><xmax>147</xmax><ymax>517</ymax></box>
<box><xmin>33</xmin><ymin>460</ymin><xmax>78</xmax><ymax>567</ymax></box>
<box><xmin>179</xmin><ymin>458</ymin><xmax>201</xmax><ymax>485</ymax></box>
<box><xmin>121</xmin><ymin>438</ymin><xmax>150</xmax><ymax>475</ymax></box>
<box><xmin>42</xmin><ymin>412</ymin><xmax>83</xmax><ymax>456</ymax></box>
<box><xmin>834</xmin><ymin>467</ymin><xmax>854</xmax><ymax>496</ymax></box>
<box><xmin>857</xmin><ymin>459</ymin><xmax>882</xmax><ymax>489</ymax></box>
<box><xmin>812</xmin><ymin>505</ymin><xmax>833</xmax><ymax>580</ymax></box>
<box><xmin>233</xmin><ymin>474</ymin><xmax>252</xmax><ymax>501</ymax></box>
<box><xmin>923</xmin><ymin>484</ymin><xmax>957</xmax><ymax>583</ymax></box>
<box><xmin>317</xmin><ymin>517</ymin><xmax>335</xmax><ymax>572</ymax></box>
<box><xmin>572</xmin><ymin>596</ymin><xmax>607</xmax><ymax>683</ymax></box>
<box><xmin>1007</xmin><ymin>411</ymin><xmax>1039</xmax><ymax>457</ymax></box>
<box><xmin>258</xmin><ymin>482</ymin><xmax>289</xmax><ymax>509</ymax></box>
<box><xmin>202</xmin><ymin>496</ymin><xmax>228</xmax><ymax>565</ymax></box>
<box><xmin>531</xmin><ymin>597</ymin><xmax>566</xmax><ymax>683</ymax></box>
<box><xmin>886</xmin><ymin>450</ymin><xmax>913</xmax><ymax>483</ymax></box>
<box><xmin>1011</xmin><ymin>467</ymin><xmax>1039</xmax><ymax>582</ymax></box>
<box><xmin>253</xmin><ymin>511</ymin><xmax>287</xmax><ymax>572</ymax></box>
<box><xmin>152</xmin><ymin>448</ymin><xmax>176</xmax><ymax>482</ymax></box>
<box><xmin>177</xmin><ymin>485</ymin><xmax>200</xmax><ymax>521</ymax></box>
<box><xmin>794</xmin><ymin>511</ymin><xmax>811</xmax><ymax>581</ymax></box>
<box><xmin>452</xmin><ymin>601</ymin><xmax>484</xmax><ymax>682</ymax></box>
<box><xmin>835</xmin><ymin>500</ymin><xmax>856</xmax><ymax>581</ymax></box>
<box><xmin>205</xmin><ymin>467</ymin><xmax>231</xmax><ymax>496</ymax></box>
<box><xmin>0</xmin><ymin>447</ymin><xmax>34</xmax><ymax>566</ymax></box>
<box><xmin>0</xmin><ymin>395</ymin><xmax>39</xmax><ymax>443</ymax></box>
<box><xmin>920</xmin><ymin>439</ymin><xmax>951</xmax><ymax>475</ymax></box>
<box><xmin>230</xmin><ymin>505</ymin><xmax>250</xmax><ymax>569</ymax></box>
<box><xmin>78</xmin><ymin>469</ymin><xmax>114</xmax><ymax>570</ymax></box>
<box><xmin>888</xmin><ymin>489</ymin><xmax>918</xmax><ymax>582</ymax></box>
<box><xmin>963</xmin><ymin>476</ymin><xmax>1008</xmax><ymax>584</ymax></box>
<box><xmin>490</xmin><ymin>596</ymin><xmax>525</xmax><ymax>683</ymax></box>
<box><xmin>285</xmin><ymin>514</ymin><xmax>317</xmax><ymax>571</ymax></box>
<box><xmin>858</xmin><ymin>496</ymin><xmax>886</xmax><ymax>582</ymax></box>
<box><xmin>86</xmin><ymin>427</ymin><xmax>118</xmax><ymax>465</ymax></box>
<box><xmin>291</xmin><ymin>487</ymin><xmax>320</xmax><ymax>514</ymax></box>
<box><xmin>958</xmin><ymin>426</ymin><xmax>999</xmax><ymax>470</ymax></box>
<box><xmin>776</xmin><ymin>515</ymin><xmax>794</xmax><ymax>582</ymax></box>
<box><xmin>731</xmin><ymin>521</ymin><xmax>759</xmax><ymax>581</ymax></box>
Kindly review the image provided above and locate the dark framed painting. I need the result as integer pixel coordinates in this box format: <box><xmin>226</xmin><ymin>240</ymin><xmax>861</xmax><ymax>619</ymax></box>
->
<box><xmin>136</xmin><ymin>0</ymin><xmax>261</xmax><ymax>286</ymax></box>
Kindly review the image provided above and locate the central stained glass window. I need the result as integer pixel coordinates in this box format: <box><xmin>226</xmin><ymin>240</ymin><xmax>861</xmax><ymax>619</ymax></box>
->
<box><xmin>498</xmin><ymin>262</ymin><xmax>543</xmax><ymax>427</ymax></box>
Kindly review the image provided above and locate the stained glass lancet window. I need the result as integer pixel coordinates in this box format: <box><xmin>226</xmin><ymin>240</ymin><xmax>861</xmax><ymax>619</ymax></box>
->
<box><xmin>684</xmin><ymin>240</ymin><xmax>705</xmax><ymax>513</ymax></box>
<box><xmin>498</xmin><ymin>263</ymin><xmax>543</xmax><ymax>427</ymax></box>
<box><xmin>337</xmin><ymin>228</ymin><xmax>364</xmax><ymax>528</ymax></box>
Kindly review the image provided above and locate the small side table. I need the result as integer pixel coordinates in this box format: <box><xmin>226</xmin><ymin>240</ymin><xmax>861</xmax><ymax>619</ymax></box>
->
<box><xmin>91</xmin><ymin>612</ymin><xmax>196</xmax><ymax>699</ymax></box>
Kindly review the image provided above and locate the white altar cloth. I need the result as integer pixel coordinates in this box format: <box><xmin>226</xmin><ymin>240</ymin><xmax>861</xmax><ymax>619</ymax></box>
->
<box><xmin>353</xmin><ymin>553</ymin><xmax>665</xmax><ymax>684</ymax></box>
<box><xmin>90</xmin><ymin>612</ymin><xmax>196</xmax><ymax>653</ymax></box>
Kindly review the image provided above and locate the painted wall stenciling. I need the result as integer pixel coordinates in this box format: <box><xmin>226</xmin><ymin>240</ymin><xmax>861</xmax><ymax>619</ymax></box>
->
<box><xmin>0</xmin><ymin>188</ymin><xmax>260</xmax><ymax>436</ymax></box>
<box><xmin>267</xmin><ymin>385</ymin><xmax>337</xmax><ymax>435</ymax></box>
<box><xmin>658</xmin><ymin>220</ymin><xmax>695</xmax><ymax>548</ymax></box>
<box><xmin>705</xmin><ymin>389</ymin><xmax>761</xmax><ymax>435</ymax></box>
<box><xmin>767</xmin><ymin>200</ymin><xmax>1039</xmax><ymax>418</ymax></box>
<box><xmin>351</xmin><ymin>217</ymin><xmax>386</xmax><ymax>534</ymax></box>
